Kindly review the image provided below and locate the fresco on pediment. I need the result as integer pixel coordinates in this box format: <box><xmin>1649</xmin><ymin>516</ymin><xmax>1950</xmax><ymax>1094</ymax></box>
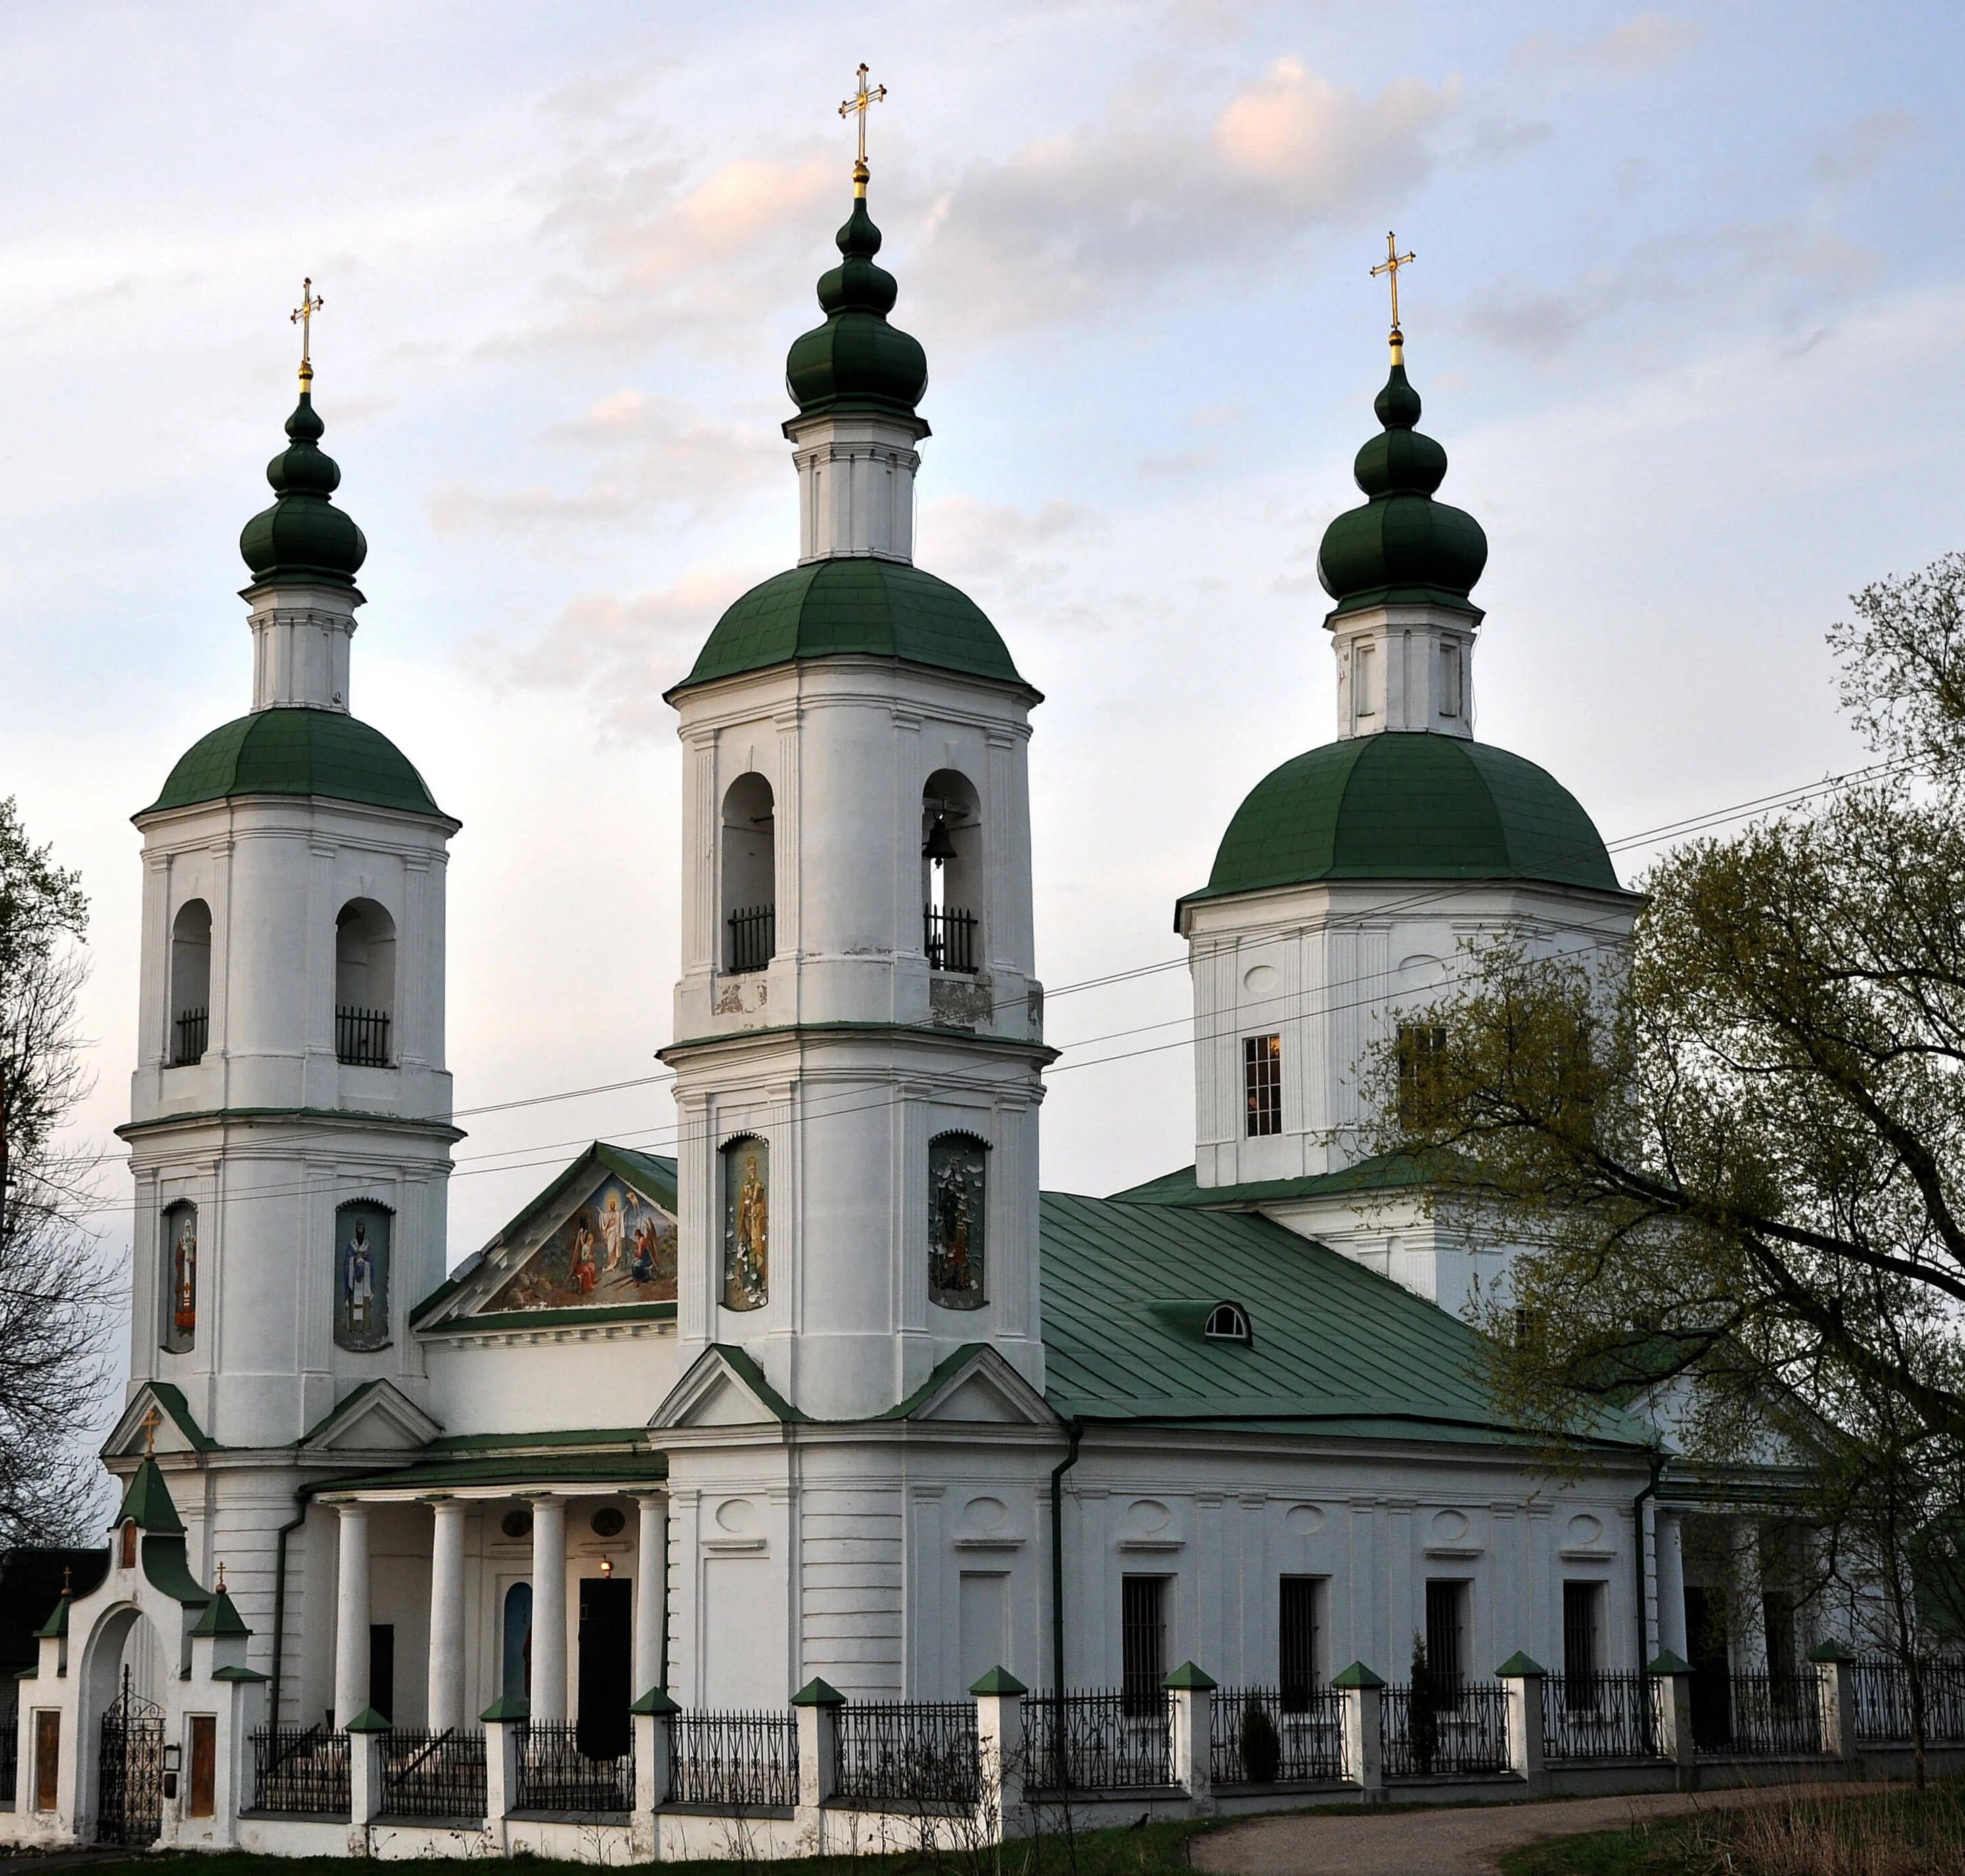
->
<box><xmin>486</xmin><ymin>1174</ymin><xmax>677</xmax><ymax>1312</ymax></box>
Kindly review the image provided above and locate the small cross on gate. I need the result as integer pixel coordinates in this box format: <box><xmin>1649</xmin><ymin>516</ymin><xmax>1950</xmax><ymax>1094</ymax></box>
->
<box><xmin>139</xmin><ymin>1404</ymin><xmax>161</xmax><ymax>1456</ymax></box>
<box><xmin>838</xmin><ymin>62</ymin><xmax>887</xmax><ymax>189</ymax></box>
<box><xmin>1370</xmin><ymin>231</ymin><xmax>1416</xmax><ymax>348</ymax></box>
<box><xmin>290</xmin><ymin>276</ymin><xmax>325</xmax><ymax>386</ymax></box>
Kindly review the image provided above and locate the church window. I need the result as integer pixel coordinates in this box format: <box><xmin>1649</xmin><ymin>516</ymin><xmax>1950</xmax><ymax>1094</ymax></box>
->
<box><xmin>922</xmin><ymin>770</ymin><xmax>982</xmax><ymax>974</ymax></box>
<box><xmin>1121</xmin><ymin>1575</ymin><xmax>1169</xmax><ymax>1715</ymax></box>
<box><xmin>160</xmin><ymin>1201</ymin><xmax>197</xmax><ymax>1354</ymax></box>
<box><xmin>720</xmin><ymin>1136</ymin><xmax>769</xmax><ymax>1311</ymax></box>
<box><xmin>1439</xmin><ymin>640</ymin><xmax>1464</xmax><ymax>718</ymax></box>
<box><xmin>1353</xmin><ymin>643</ymin><xmax>1377</xmax><ymax>721</ymax></box>
<box><xmin>1243</xmin><ymin>1034</ymin><xmax>1282</xmax><ymax>1136</ymax></box>
<box><xmin>501</xmin><ymin>1583</ymin><xmax>533</xmax><ymax>1698</ymax></box>
<box><xmin>1396</xmin><ymin>1023</ymin><xmax>1449</xmax><ymax>1129</ymax></box>
<box><xmin>334</xmin><ymin>900</ymin><xmax>395</xmax><ymax>1067</ymax></box>
<box><xmin>333</xmin><ymin>1201</ymin><xmax>392</xmax><ymax>1352</ymax></box>
<box><xmin>928</xmin><ymin>1132</ymin><xmax>988</xmax><ymax>1310</ymax></box>
<box><xmin>120</xmin><ymin>1520</ymin><xmax>137</xmax><ymax>1569</ymax></box>
<box><xmin>168</xmin><ymin>900</ymin><xmax>211</xmax><ymax>1066</ymax></box>
<box><xmin>1424</xmin><ymin>1579</ymin><xmax>1471</xmax><ymax>1706</ymax></box>
<box><xmin>721</xmin><ymin>774</ymin><xmax>775</xmax><ymax>973</ymax></box>
<box><xmin>1204</xmin><ymin>1301</ymin><xmax>1251</xmax><ymax>1344</ymax></box>
<box><xmin>1279</xmin><ymin>1576</ymin><xmax>1325</xmax><ymax>1710</ymax></box>
<box><xmin>1562</xmin><ymin>1580</ymin><xmax>1605</xmax><ymax>1705</ymax></box>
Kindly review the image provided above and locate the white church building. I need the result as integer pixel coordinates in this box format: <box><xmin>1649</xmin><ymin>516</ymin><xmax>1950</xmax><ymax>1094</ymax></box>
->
<box><xmin>4</xmin><ymin>142</ymin><xmax>1826</xmax><ymax>1850</ymax></box>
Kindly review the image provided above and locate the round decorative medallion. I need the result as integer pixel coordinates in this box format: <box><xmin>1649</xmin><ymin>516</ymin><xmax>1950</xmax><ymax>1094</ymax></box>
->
<box><xmin>500</xmin><ymin>1508</ymin><xmax>533</xmax><ymax>1540</ymax></box>
<box><xmin>590</xmin><ymin>1505</ymin><xmax>626</xmax><ymax>1538</ymax></box>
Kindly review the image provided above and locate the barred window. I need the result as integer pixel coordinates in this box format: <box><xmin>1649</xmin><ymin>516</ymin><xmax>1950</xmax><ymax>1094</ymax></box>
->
<box><xmin>1396</xmin><ymin>1023</ymin><xmax>1449</xmax><ymax>1129</ymax></box>
<box><xmin>1424</xmin><ymin>1578</ymin><xmax>1470</xmax><ymax>1705</ymax></box>
<box><xmin>1243</xmin><ymin>1034</ymin><xmax>1282</xmax><ymax>1137</ymax></box>
<box><xmin>1121</xmin><ymin>1575</ymin><xmax>1168</xmax><ymax>1714</ymax></box>
<box><xmin>1563</xmin><ymin>1580</ymin><xmax>1605</xmax><ymax>1703</ymax></box>
<box><xmin>1279</xmin><ymin>1576</ymin><xmax>1324</xmax><ymax>1712</ymax></box>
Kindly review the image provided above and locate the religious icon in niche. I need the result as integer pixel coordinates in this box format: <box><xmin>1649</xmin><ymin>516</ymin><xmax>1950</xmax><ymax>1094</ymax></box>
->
<box><xmin>486</xmin><ymin>1174</ymin><xmax>677</xmax><ymax>1312</ymax></box>
<box><xmin>928</xmin><ymin>1134</ymin><xmax>987</xmax><ymax>1309</ymax></box>
<box><xmin>334</xmin><ymin>1201</ymin><xmax>393</xmax><ymax>1352</ymax></box>
<box><xmin>160</xmin><ymin>1202</ymin><xmax>198</xmax><ymax>1354</ymax></box>
<box><xmin>721</xmin><ymin>1138</ymin><xmax>769</xmax><ymax>1311</ymax></box>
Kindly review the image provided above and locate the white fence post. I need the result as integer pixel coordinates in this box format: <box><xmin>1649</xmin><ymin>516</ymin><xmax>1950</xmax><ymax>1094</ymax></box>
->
<box><xmin>792</xmin><ymin>1676</ymin><xmax>844</xmax><ymax>1833</ymax></box>
<box><xmin>1332</xmin><ymin>1662</ymin><xmax>1385</xmax><ymax>1800</ymax></box>
<box><xmin>1648</xmin><ymin>1650</ymin><xmax>1697</xmax><ymax>1789</ymax></box>
<box><xmin>971</xmin><ymin>1667</ymin><xmax>1026</xmax><ymax>1844</ymax></box>
<box><xmin>1810</xmin><ymin>1641</ymin><xmax>1859</xmax><ymax>1763</ymax></box>
<box><xmin>479</xmin><ymin>1695</ymin><xmax>525</xmax><ymax>1849</ymax></box>
<box><xmin>1165</xmin><ymin>1663</ymin><xmax>1215</xmax><ymax>1814</ymax></box>
<box><xmin>344</xmin><ymin>1709</ymin><xmax>388</xmax><ymax>1830</ymax></box>
<box><xmin>629</xmin><ymin>1687</ymin><xmax>677</xmax><ymax>1860</ymax></box>
<box><xmin>1495</xmin><ymin>1652</ymin><xmax>1548</xmax><ymax>1795</ymax></box>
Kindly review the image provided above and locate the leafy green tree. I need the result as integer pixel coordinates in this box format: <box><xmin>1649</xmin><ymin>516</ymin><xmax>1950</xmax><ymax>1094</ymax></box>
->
<box><xmin>0</xmin><ymin>796</ymin><xmax>114</xmax><ymax>1544</ymax></box>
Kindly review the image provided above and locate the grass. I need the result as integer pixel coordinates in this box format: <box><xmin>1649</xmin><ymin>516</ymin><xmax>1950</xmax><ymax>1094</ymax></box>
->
<box><xmin>1499</xmin><ymin>1779</ymin><xmax>1965</xmax><ymax>1876</ymax></box>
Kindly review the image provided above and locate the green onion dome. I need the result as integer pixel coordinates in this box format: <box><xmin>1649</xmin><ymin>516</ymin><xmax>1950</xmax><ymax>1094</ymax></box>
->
<box><xmin>784</xmin><ymin>189</ymin><xmax>928</xmax><ymax>422</ymax></box>
<box><xmin>238</xmin><ymin>391</ymin><xmax>367</xmax><ymax>587</ymax></box>
<box><xmin>669</xmin><ymin>557</ymin><xmax>1029</xmax><ymax>698</ymax></box>
<box><xmin>1183</xmin><ymin>734</ymin><xmax>1628</xmax><ymax>906</ymax></box>
<box><xmin>141</xmin><ymin>707</ymin><xmax>444</xmax><ymax>820</ymax></box>
<box><xmin>1315</xmin><ymin>358</ymin><xmax>1487</xmax><ymax>617</ymax></box>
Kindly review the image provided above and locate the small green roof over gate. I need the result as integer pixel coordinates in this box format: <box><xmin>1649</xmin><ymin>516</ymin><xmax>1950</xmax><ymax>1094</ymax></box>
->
<box><xmin>1184</xmin><ymin>732</ymin><xmax>1627</xmax><ymax>910</ymax></box>
<box><xmin>671</xmin><ymin>558</ymin><xmax>1028</xmax><ymax>698</ymax></box>
<box><xmin>143</xmin><ymin>707</ymin><xmax>445</xmax><ymax>820</ymax></box>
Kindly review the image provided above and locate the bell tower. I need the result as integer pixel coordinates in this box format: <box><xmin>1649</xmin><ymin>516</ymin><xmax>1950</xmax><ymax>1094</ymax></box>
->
<box><xmin>662</xmin><ymin>145</ymin><xmax>1052</xmax><ymax>1421</ymax></box>
<box><xmin>123</xmin><ymin>310</ymin><xmax>459</xmax><ymax>1460</ymax></box>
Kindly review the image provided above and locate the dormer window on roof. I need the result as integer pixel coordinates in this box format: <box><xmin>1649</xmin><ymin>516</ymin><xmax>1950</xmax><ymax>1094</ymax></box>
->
<box><xmin>1204</xmin><ymin>1301</ymin><xmax>1252</xmax><ymax>1345</ymax></box>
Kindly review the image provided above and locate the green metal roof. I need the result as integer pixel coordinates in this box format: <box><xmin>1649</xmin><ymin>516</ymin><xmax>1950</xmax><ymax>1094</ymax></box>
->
<box><xmin>671</xmin><ymin>558</ymin><xmax>1029</xmax><ymax>698</ymax></box>
<box><xmin>315</xmin><ymin>1452</ymin><xmax>670</xmax><ymax>1494</ymax></box>
<box><xmin>143</xmin><ymin>707</ymin><xmax>445</xmax><ymax>820</ymax></box>
<box><xmin>114</xmin><ymin>1456</ymin><xmax>185</xmax><ymax>1534</ymax></box>
<box><xmin>785</xmin><ymin>191</ymin><xmax>928</xmax><ymax>423</ymax></box>
<box><xmin>1037</xmin><ymin>1190</ymin><xmax>1654</xmax><ymax>1449</ymax></box>
<box><xmin>1111</xmin><ymin>1151</ymin><xmax>1431</xmax><ymax>1209</ymax></box>
<box><xmin>1184</xmin><ymin>733</ymin><xmax>1629</xmax><ymax>910</ymax></box>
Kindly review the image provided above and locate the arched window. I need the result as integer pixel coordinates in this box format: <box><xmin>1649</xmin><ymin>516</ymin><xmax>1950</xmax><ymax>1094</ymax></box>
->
<box><xmin>335</xmin><ymin>899</ymin><xmax>396</xmax><ymax>1066</ymax></box>
<box><xmin>501</xmin><ymin>1582</ymin><xmax>533</xmax><ymax>1700</ymax></box>
<box><xmin>1204</xmin><ymin>1301</ymin><xmax>1252</xmax><ymax>1345</ymax></box>
<box><xmin>922</xmin><ymin>769</ymin><xmax>982</xmax><ymax>973</ymax></box>
<box><xmin>720</xmin><ymin>774</ymin><xmax>775</xmax><ymax>973</ymax></box>
<box><xmin>719</xmin><ymin>1136</ymin><xmax>769</xmax><ymax>1310</ymax></box>
<box><xmin>160</xmin><ymin>1201</ymin><xmax>198</xmax><ymax>1354</ymax></box>
<box><xmin>169</xmin><ymin>900</ymin><xmax>212</xmax><ymax>1066</ymax></box>
<box><xmin>928</xmin><ymin>1133</ymin><xmax>988</xmax><ymax>1309</ymax></box>
<box><xmin>334</xmin><ymin>1200</ymin><xmax>393</xmax><ymax>1352</ymax></box>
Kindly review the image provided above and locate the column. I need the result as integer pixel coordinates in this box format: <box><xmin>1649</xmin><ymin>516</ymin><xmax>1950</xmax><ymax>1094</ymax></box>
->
<box><xmin>1729</xmin><ymin>1516</ymin><xmax>1767</xmax><ymax>1674</ymax></box>
<box><xmin>426</xmin><ymin>1497</ymin><xmax>468</xmax><ymax>1732</ymax></box>
<box><xmin>1654</xmin><ymin>1510</ymin><xmax>1688</xmax><ymax>1661</ymax></box>
<box><xmin>530</xmin><ymin>1496</ymin><xmax>568</xmax><ymax>1722</ymax></box>
<box><xmin>633</xmin><ymin>1492</ymin><xmax>668</xmax><ymax>1699</ymax></box>
<box><xmin>334</xmin><ymin>1502</ymin><xmax>371</xmax><ymax>1726</ymax></box>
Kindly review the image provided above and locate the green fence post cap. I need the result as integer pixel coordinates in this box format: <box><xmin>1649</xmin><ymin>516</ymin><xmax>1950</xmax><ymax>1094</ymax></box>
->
<box><xmin>344</xmin><ymin>1707</ymin><xmax>391</xmax><ymax>1733</ymax></box>
<box><xmin>631</xmin><ymin>1687</ymin><xmax>681</xmax><ymax>1715</ymax></box>
<box><xmin>791</xmin><ymin>1676</ymin><xmax>847</xmax><ymax>1707</ymax></box>
<box><xmin>1331</xmin><ymin>1661</ymin><xmax>1385</xmax><ymax>1690</ymax></box>
<box><xmin>479</xmin><ymin>1695</ymin><xmax>530</xmax><ymax>1722</ymax></box>
<box><xmin>1493</xmin><ymin>1651</ymin><xmax>1547</xmax><ymax>1678</ymax></box>
<box><xmin>1162</xmin><ymin>1661</ymin><xmax>1218</xmax><ymax>1691</ymax></box>
<box><xmin>1808</xmin><ymin>1639</ymin><xmax>1857</xmax><ymax>1663</ymax></box>
<box><xmin>1646</xmin><ymin>1649</ymin><xmax>1695</xmax><ymax>1676</ymax></box>
<box><xmin>969</xmin><ymin>1666</ymin><xmax>1028</xmax><ymax>1697</ymax></box>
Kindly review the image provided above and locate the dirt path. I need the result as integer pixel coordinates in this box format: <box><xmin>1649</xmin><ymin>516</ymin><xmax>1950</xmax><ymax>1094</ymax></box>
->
<box><xmin>1193</xmin><ymin>1781</ymin><xmax>1857</xmax><ymax>1876</ymax></box>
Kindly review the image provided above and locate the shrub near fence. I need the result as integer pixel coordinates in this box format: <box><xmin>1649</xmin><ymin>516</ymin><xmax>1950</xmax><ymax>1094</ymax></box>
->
<box><xmin>1851</xmin><ymin>1658</ymin><xmax>1965</xmax><ymax>1746</ymax></box>
<box><xmin>833</xmin><ymin>1701</ymin><xmax>980</xmax><ymax>1808</ymax></box>
<box><xmin>514</xmin><ymin>1722</ymin><xmax>633</xmax><ymax>1814</ymax></box>
<box><xmin>1210</xmin><ymin>1687</ymin><xmax>1345</xmax><ymax>1785</ymax></box>
<box><xmin>378</xmin><ymin>1729</ymin><xmax>487</xmax><ymax>1821</ymax></box>
<box><xmin>1024</xmin><ymin>1691</ymin><xmax>1175</xmax><ymax>1791</ymax></box>
<box><xmin>1380</xmin><ymin>1682</ymin><xmax>1510</xmax><ymax>1777</ymax></box>
<box><xmin>249</xmin><ymin>1726</ymin><xmax>351</xmax><ymax>1816</ymax></box>
<box><xmin>669</xmin><ymin>1711</ymin><xmax>800</xmax><ymax>1809</ymax></box>
<box><xmin>1540</xmin><ymin>1674</ymin><xmax>1661</xmax><ymax>1762</ymax></box>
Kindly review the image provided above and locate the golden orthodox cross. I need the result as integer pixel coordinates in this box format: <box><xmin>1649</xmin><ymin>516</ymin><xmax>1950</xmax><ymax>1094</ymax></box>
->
<box><xmin>838</xmin><ymin>62</ymin><xmax>887</xmax><ymax>192</ymax></box>
<box><xmin>1370</xmin><ymin>232</ymin><xmax>1416</xmax><ymax>353</ymax></box>
<box><xmin>140</xmin><ymin>1404</ymin><xmax>161</xmax><ymax>1456</ymax></box>
<box><xmin>290</xmin><ymin>277</ymin><xmax>324</xmax><ymax>387</ymax></box>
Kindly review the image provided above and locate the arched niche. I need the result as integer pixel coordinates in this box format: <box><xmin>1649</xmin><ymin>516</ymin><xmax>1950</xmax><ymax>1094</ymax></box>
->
<box><xmin>720</xmin><ymin>773</ymin><xmax>775</xmax><ymax>973</ymax></box>
<box><xmin>169</xmin><ymin>900</ymin><xmax>211</xmax><ymax>1066</ymax></box>
<box><xmin>333</xmin><ymin>1199</ymin><xmax>393</xmax><ymax>1352</ymax></box>
<box><xmin>922</xmin><ymin>768</ymin><xmax>982</xmax><ymax>973</ymax></box>
<box><xmin>334</xmin><ymin>899</ymin><xmax>396</xmax><ymax>1066</ymax></box>
<box><xmin>160</xmin><ymin>1200</ymin><xmax>198</xmax><ymax>1354</ymax></box>
<box><xmin>928</xmin><ymin>1130</ymin><xmax>989</xmax><ymax>1310</ymax></box>
<box><xmin>719</xmin><ymin>1135</ymin><xmax>769</xmax><ymax>1311</ymax></box>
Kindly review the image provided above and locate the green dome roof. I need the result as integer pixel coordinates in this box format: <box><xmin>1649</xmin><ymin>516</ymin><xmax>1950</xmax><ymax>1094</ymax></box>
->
<box><xmin>1187</xmin><ymin>733</ymin><xmax>1626</xmax><ymax>905</ymax></box>
<box><xmin>784</xmin><ymin>189</ymin><xmax>928</xmax><ymax>423</ymax></box>
<box><xmin>142</xmin><ymin>708</ymin><xmax>445</xmax><ymax>820</ymax></box>
<box><xmin>671</xmin><ymin>558</ymin><xmax>1029</xmax><ymax>697</ymax></box>
<box><xmin>1316</xmin><ymin>357</ymin><xmax>1486</xmax><ymax>617</ymax></box>
<box><xmin>239</xmin><ymin>392</ymin><xmax>367</xmax><ymax>588</ymax></box>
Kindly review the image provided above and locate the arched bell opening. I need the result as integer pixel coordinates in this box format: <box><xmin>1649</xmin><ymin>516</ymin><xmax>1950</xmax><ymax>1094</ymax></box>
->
<box><xmin>334</xmin><ymin>899</ymin><xmax>396</xmax><ymax>1067</ymax></box>
<box><xmin>922</xmin><ymin>769</ymin><xmax>982</xmax><ymax>974</ymax></box>
<box><xmin>168</xmin><ymin>900</ymin><xmax>211</xmax><ymax>1066</ymax></box>
<box><xmin>719</xmin><ymin>774</ymin><xmax>776</xmax><ymax>974</ymax></box>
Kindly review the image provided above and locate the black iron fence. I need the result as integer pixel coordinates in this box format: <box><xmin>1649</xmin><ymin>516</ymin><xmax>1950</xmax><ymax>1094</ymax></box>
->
<box><xmin>172</xmin><ymin>1007</ymin><xmax>208</xmax><ymax>1066</ymax></box>
<box><xmin>249</xmin><ymin>1725</ymin><xmax>351</xmax><ymax>1816</ymax></box>
<box><xmin>924</xmin><ymin>906</ymin><xmax>979</xmax><ymax>974</ymax></box>
<box><xmin>1850</xmin><ymin>1657</ymin><xmax>1965</xmax><ymax>1746</ymax></box>
<box><xmin>1541</xmin><ymin>1674</ymin><xmax>1660</xmax><ymax>1762</ymax></box>
<box><xmin>1380</xmin><ymin>1680</ymin><xmax>1511</xmax><ymax>1778</ymax></box>
<box><xmin>378</xmin><ymin>1728</ymin><xmax>487</xmax><ymax>1820</ymax></box>
<box><xmin>834</xmin><ymin>1701</ymin><xmax>980</xmax><ymax>1807</ymax></box>
<box><xmin>726</xmin><ymin>906</ymin><xmax>775</xmax><ymax>975</ymax></box>
<box><xmin>668</xmin><ymin>1711</ymin><xmax>798</xmax><ymax>1809</ymax></box>
<box><xmin>1024</xmin><ymin>1691</ymin><xmax>1175</xmax><ymax>1792</ymax></box>
<box><xmin>1210</xmin><ymin>1686</ymin><xmax>1345</xmax><ymax>1785</ymax></box>
<box><xmin>335</xmin><ymin>1005</ymin><xmax>392</xmax><ymax>1067</ymax></box>
<box><xmin>514</xmin><ymin>1722</ymin><xmax>632</xmax><ymax>1814</ymax></box>
<box><xmin>1</xmin><ymin>1704</ymin><xmax>16</xmax><ymax>1804</ymax></box>
<box><xmin>1700</xmin><ymin>1674</ymin><xmax>1822</xmax><ymax>1758</ymax></box>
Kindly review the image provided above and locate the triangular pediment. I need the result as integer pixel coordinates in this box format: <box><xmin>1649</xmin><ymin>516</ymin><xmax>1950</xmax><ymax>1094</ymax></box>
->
<box><xmin>895</xmin><ymin>1346</ymin><xmax>1059</xmax><ymax>1427</ymax></box>
<box><xmin>413</xmin><ymin>1144</ymin><xmax>680</xmax><ymax>1328</ymax></box>
<box><xmin>301</xmin><ymin>1379</ymin><xmax>443</xmax><ymax>1454</ymax></box>
<box><xmin>102</xmin><ymin>1382</ymin><xmax>217</xmax><ymax>1460</ymax></box>
<box><xmin>654</xmin><ymin>1345</ymin><xmax>803</xmax><ymax>1431</ymax></box>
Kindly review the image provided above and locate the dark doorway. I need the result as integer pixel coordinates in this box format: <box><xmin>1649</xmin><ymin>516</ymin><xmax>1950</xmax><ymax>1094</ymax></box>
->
<box><xmin>1684</xmin><ymin>1586</ymin><xmax>1731</xmax><ymax>1750</ymax></box>
<box><xmin>577</xmin><ymin>1578</ymin><xmax>632</xmax><ymax>1759</ymax></box>
<box><xmin>367</xmin><ymin>1624</ymin><xmax>395</xmax><ymax>1725</ymax></box>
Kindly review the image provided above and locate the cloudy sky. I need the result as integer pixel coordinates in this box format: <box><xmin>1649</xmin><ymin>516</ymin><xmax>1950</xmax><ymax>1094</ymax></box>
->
<box><xmin>9</xmin><ymin>0</ymin><xmax>1964</xmax><ymax>1279</ymax></box>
